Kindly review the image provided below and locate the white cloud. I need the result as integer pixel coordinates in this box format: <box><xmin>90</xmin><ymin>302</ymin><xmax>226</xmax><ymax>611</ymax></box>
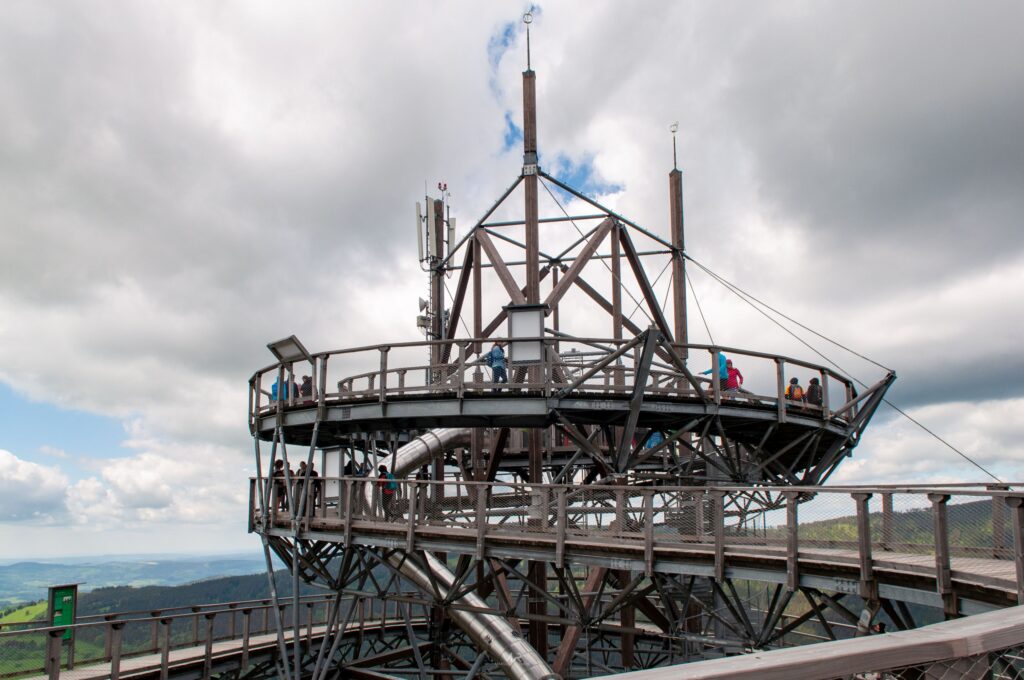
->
<box><xmin>0</xmin><ymin>2</ymin><xmax>1022</xmax><ymax>556</ymax></box>
<box><xmin>0</xmin><ymin>450</ymin><xmax>68</xmax><ymax>521</ymax></box>
<box><xmin>832</xmin><ymin>398</ymin><xmax>1024</xmax><ymax>485</ymax></box>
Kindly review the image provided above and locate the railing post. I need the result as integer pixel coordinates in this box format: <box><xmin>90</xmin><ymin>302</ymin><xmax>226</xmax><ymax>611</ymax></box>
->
<box><xmin>202</xmin><ymin>613</ymin><xmax>215</xmax><ymax>680</ymax></box>
<box><xmin>928</xmin><ymin>493</ymin><xmax>956</xmax><ymax>617</ymax></box>
<box><xmin>103</xmin><ymin>614</ymin><xmax>116</xmax><ymax>659</ymax></box>
<box><xmin>343</xmin><ymin>478</ymin><xmax>354</xmax><ymax>548</ymax></box>
<box><xmin>1005</xmin><ymin>496</ymin><xmax>1024</xmax><ymax>605</ymax></box>
<box><xmin>398</xmin><ymin>369</ymin><xmax>407</xmax><ymax>395</ymax></box>
<box><xmin>458</xmin><ymin>342</ymin><xmax>467</xmax><ymax>397</ymax></box>
<box><xmin>776</xmin><ymin>359</ymin><xmax>787</xmax><ymax>424</ymax></box>
<box><xmin>46</xmin><ymin>629</ymin><xmax>63</xmax><ymax>680</ymax></box>
<box><xmin>241</xmin><ymin>609</ymin><xmax>252</xmax><ymax>671</ymax></box>
<box><xmin>110</xmin><ymin>622</ymin><xmax>125</xmax><ymax>680</ymax></box>
<box><xmin>881</xmin><ymin>492</ymin><xmax>894</xmax><ymax>552</ymax></box>
<box><xmin>711</xmin><ymin>349</ymin><xmax>721</xmax><ymax>405</ymax></box>
<box><xmin>476</xmin><ymin>483</ymin><xmax>489</xmax><ymax>559</ymax></box>
<box><xmin>407</xmin><ymin>481</ymin><xmax>418</xmax><ymax>552</ymax></box>
<box><xmin>150</xmin><ymin>611</ymin><xmax>161</xmax><ymax>653</ymax></box>
<box><xmin>820</xmin><ymin>371</ymin><xmax>831</xmax><ymax>419</ymax></box>
<box><xmin>853</xmin><ymin>492</ymin><xmax>877</xmax><ymax>601</ymax></box>
<box><xmin>990</xmin><ymin>485</ymin><xmax>1009</xmax><ymax>558</ymax></box>
<box><xmin>191</xmin><ymin>606</ymin><xmax>201</xmax><ymax>645</ymax></box>
<box><xmin>712</xmin><ymin>491</ymin><xmax>725</xmax><ymax>581</ymax></box>
<box><xmin>556</xmin><ymin>487</ymin><xmax>567</xmax><ymax>568</ymax></box>
<box><xmin>379</xmin><ymin>347</ymin><xmax>389</xmax><ymax>404</ymax></box>
<box><xmin>159</xmin><ymin>618</ymin><xmax>171</xmax><ymax>680</ymax></box>
<box><xmin>785</xmin><ymin>491</ymin><xmax>799</xmax><ymax>591</ymax></box>
<box><xmin>644</xmin><ymin>491</ymin><xmax>655</xmax><ymax>576</ymax></box>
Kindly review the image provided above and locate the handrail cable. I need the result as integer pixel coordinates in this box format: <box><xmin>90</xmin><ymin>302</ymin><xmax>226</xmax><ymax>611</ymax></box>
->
<box><xmin>684</xmin><ymin>266</ymin><xmax>715</xmax><ymax>346</ymax></box>
<box><xmin>686</xmin><ymin>255</ymin><xmax>1002</xmax><ymax>483</ymax></box>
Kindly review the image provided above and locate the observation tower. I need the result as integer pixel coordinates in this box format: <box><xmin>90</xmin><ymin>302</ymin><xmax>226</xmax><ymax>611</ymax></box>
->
<box><xmin>244</xmin><ymin>17</ymin><xmax>1024</xmax><ymax>680</ymax></box>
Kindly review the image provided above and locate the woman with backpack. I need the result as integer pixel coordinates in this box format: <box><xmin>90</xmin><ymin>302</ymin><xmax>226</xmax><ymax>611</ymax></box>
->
<box><xmin>786</xmin><ymin>377</ymin><xmax>805</xmax><ymax>401</ymax></box>
<box><xmin>377</xmin><ymin>464</ymin><xmax>399</xmax><ymax>520</ymax></box>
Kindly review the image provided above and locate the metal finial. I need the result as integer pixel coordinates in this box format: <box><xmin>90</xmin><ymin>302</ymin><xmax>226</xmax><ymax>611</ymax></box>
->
<box><xmin>669</xmin><ymin>121</ymin><xmax>679</xmax><ymax>170</ymax></box>
<box><xmin>524</xmin><ymin>12</ymin><xmax>533</xmax><ymax>69</ymax></box>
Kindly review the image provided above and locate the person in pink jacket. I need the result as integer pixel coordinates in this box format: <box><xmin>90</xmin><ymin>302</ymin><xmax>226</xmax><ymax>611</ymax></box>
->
<box><xmin>724</xmin><ymin>359</ymin><xmax>744</xmax><ymax>391</ymax></box>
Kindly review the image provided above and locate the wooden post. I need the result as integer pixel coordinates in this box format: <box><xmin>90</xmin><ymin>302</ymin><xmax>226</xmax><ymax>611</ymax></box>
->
<box><xmin>191</xmin><ymin>607</ymin><xmax>200</xmax><ymax>645</ymax></box>
<box><xmin>476</xmin><ymin>483</ymin><xmax>489</xmax><ymax>559</ymax></box>
<box><xmin>612</xmin><ymin>224</ymin><xmax>623</xmax><ymax>342</ymax></box>
<box><xmin>378</xmin><ymin>347</ymin><xmax>389</xmax><ymax>404</ymax></box>
<box><xmin>46</xmin><ymin>630</ymin><xmax>62</xmax><ymax>680</ymax></box>
<box><xmin>202</xmin><ymin>614</ymin><xmax>215</xmax><ymax>680</ymax></box>
<box><xmin>853</xmin><ymin>493</ymin><xmax>876</xmax><ymax>601</ymax></box>
<box><xmin>776</xmin><ymin>359</ymin><xmax>787</xmax><ymax>424</ymax></box>
<box><xmin>713</xmin><ymin>491</ymin><xmax>725</xmax><ymax>581</ymax></box>
<box><xmin>785</xmin><ymin>492</ymin><xmax>799</xmax><ymax>591</ymax></box>
<box><xmin>109</xmin><ymin>623</ymin><xmax>124</xmax><ymax>680</ymax></box>
<box><xmin>928</xmin><ymin>493</ymin><xmax>956</xmax><ymax>617</ymax></box>
<box><xmin>407</xmin><ymin>481</ymin><xmax>418</xmax><ymax>552</ymax></box>
<box><xmin>711</xmin><ymin>349</ymin><xmax>721</xmax><ymax>405</ymax></box>
<box><xmin>1005</xmin><ymin>496</ymin><xmax>1024</xmax><ymax>605</ymax></box>
<box><xmin>644</xmin><ymin>491</ymin><xmax>655</xmax><ymax>576</ymax></box>
<box><xmin>159</xmin><ymin>618</ymin><xmax>171</xmax><ymax>680</ymax></box>
<box><xmin>556</xmin><ymin>488</ymin><xmax>567</xmax><ymax>568</ymax></box>
<box><xmin>669</xmin><ymin>167</ymin><xmax>686</xmax><ymax>356</ymax></box>
<box><xmin>240</xmin><ymin>610</ymin><xmax>251</xmax><ymax>670</ymax></box>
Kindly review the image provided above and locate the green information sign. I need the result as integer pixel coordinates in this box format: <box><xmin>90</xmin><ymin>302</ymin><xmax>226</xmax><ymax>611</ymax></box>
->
<box><xmin>48</xmin><ymin>584</ymin><xmax>78</xmax><ymax>642</ymax></box>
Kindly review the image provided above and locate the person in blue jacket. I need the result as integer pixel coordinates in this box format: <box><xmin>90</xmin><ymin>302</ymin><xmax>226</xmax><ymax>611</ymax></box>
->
<box><xmin>701</xmin><ymin>352</ymin><xmax>728</xmax><ymax>387</ymax></box>
<box><xmin>487</xmin><ymin>342</ymin><xmax>508</xmax><ymax>389</ymax></box>
<box><xmin>271</xmin><ymin>377</ymin><xmax>288</xmax><ymax>402</ymax></box>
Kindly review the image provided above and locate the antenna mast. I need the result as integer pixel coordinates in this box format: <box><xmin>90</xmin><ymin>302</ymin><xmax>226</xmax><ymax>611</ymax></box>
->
<box><xmin>669</xmin><ymin>122</ymin><xmax>687</xmax><ymax>356</ymax></box>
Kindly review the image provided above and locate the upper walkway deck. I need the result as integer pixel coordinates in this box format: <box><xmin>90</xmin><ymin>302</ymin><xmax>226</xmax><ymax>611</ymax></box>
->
<box><xmin>248</xmin><ymin>333</ymin><xmax>891</xmax><ymax>482</ymax></box>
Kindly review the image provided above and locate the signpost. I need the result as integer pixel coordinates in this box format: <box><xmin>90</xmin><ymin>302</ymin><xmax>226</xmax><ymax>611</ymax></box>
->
<box><xmin>47</xmin><ymin>583</ymin><xmax>79</xmax><ymax>671</ymax></box>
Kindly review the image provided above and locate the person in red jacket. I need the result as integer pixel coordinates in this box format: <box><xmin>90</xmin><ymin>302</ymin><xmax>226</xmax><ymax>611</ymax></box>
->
<box><xmin>724</xmin><ymin>359</ymin><xmax>744</xmax><ymax>392</ymax></box>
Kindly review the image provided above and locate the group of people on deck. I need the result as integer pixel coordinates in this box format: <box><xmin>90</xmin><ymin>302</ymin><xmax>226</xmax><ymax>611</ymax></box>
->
<box><xmin>702</xmin><ymin>352</ymin><xmax>823</xmax><ymax>406</ymax></box>
<box><xmin>271</xmin><ymin>459</ymin><xmax>320</xmax><ymax>513</ymax></box>
<box><xmin>271</xmin><ymin>375</ymin><xmax>314</xmax><ymax>402</ymax></box>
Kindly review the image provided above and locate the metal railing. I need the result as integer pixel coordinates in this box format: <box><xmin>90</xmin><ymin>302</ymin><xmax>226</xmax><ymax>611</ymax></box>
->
<box><xmin>254</xmin><ymin>478</ymin><xmax>1024</xmax><ymax>603</ymax></box>
<box><xmin>247</xmin><ymin>335</ymin><xmax>863</xmax><ymax>427</ymax></box>
<box><xmin>596</xmin><ymin>603</ymin><xmax>1024</xmax><ymax>679</ymax></box>
<box><xmin>0</xmin><ymin>595</ymin><xmax>335</xmax><ymax>680</ymax></box>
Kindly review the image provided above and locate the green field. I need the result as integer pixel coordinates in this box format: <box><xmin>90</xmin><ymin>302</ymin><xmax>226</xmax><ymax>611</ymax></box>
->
<box><xmin>0</xmin><ymin>601</ymin><xmax>46</xmax><ymax>625</ymax></box>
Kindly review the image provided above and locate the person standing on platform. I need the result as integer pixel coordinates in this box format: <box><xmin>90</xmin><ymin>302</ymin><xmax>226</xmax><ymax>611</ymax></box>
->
<box><xmin>273</xmin><ymin>459</ymin><xmax>289</xmax><ymax>512</ymax></box>
<box><xmin>701</xmin><ymin>352</ymin><xmax>729</xmax><ymax>389</ymax></box>
<box><xmin>786</xmin><ymin>377</ymin><xmax>805</xmax><ymax>401</ymax></box>
<box><xmin>487</xmin><ymin>342</ymin><xmax>508</xmax><ymax>390</ymax></box>
<box><xmin>724</xmin><ymin>359</ymin><xmax>744</xmax><ymax>392</ymax></box>
<box><xmin>377</xmin><ymin>464</ymin><xmax>398</xmax><ymax>520</ymax></box>
<box><xmin>805</xmin><ymin>377</ymin><xmax>823</xmax><ymax>406</ymax></box>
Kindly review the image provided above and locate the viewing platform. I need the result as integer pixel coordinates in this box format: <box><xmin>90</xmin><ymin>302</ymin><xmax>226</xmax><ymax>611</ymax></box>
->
<box><xmin>248</xmin><ymin>332</ymin><xmax>893</xmax><ymax>484</ymax></box>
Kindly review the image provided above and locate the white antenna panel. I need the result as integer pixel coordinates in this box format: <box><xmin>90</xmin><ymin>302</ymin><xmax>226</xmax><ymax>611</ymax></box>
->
<box><xmin>416</xmin><ymin>202</ymin><xmax>424</xmax><ymax>261</ymax></box>
<box><xmin>427</xmin><ymin>201</ymin><xmax>438</xmax><ymax>258</ymax></box>
<box><xmin>447</xmin><ymin>218</ymin><xmax>456</xmax><ymax>256</ymax></box>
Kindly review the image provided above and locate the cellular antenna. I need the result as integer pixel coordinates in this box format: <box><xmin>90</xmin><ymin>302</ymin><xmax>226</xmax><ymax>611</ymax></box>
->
<box><xmin>670</xmin><ymin>121</ymin><xmax>679</xmax><ymax>170</ymax></box>
<box><xmin>524</xmin><ymin>11</ymin><xmax>533</xmax><ymax>70</ymax></box>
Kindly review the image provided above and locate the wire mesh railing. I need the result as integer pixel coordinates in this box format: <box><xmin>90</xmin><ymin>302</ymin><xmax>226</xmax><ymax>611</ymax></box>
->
<box><xmin>608</xmin><ymin>604</ymin><xmax>1024</xmax><ymax>679</ymax></box>
<box><xmin>254</xmin><ymin>478</ymin><xmax>1024</xmax><ymax>600</ymax></box>
<box><xmin>0</xmin><ymin>595</ymin><xmax>333</xmax><ymax>680</ymax></box>
<box><xmin>247</xmin><ymin>334</ymin><xmax>861</xmax><ymax>426</ymax></box>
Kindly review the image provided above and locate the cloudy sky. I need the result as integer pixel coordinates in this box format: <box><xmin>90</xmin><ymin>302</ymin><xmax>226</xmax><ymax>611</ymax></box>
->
<box><xmin>2</xmin><ymin>2</ymin><xmax>1022</xmax><ymax>559</ymax></box>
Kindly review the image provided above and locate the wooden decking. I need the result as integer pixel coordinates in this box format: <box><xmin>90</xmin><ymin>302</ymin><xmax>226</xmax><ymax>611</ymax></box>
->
<box><xmin>265</xmin><ymin>512</ymin><xmax>1020</xmax><ymax>608</ymax></box>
